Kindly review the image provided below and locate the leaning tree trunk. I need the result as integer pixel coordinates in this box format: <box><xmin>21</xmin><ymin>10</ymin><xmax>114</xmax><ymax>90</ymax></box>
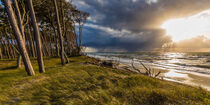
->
<box><xmin>13</xmin><ymin>0</ymin><xmax>25</xmax><ymax>68</ymax></box>
<box><xmin>60</xmin><ymin>0</ymin><xmax>69</xmax><ymax>63</ymax></box>
<box><xmin>3</xmin><ymin>0</ymin><xmax>35</xmax><ymax>76</ymax></box>
<box><xmin>27</xmin><ymin>0</ymin><xmax>45</xmax><ymax>73</ymax></box>
<box><xmin>53</xmin><ymin>0</ymin><xmax>65</xmax><ymax>65</ymax></box>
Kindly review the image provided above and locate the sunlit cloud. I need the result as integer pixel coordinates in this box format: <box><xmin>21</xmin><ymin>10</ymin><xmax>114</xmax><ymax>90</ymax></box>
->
<box><xmin>83</xmin><ymin>47</ymin><xmax>98</xmax><ymax>52</ymax></box>
<box><xmin>132</xmin><ymin>0</ymin><xmax>138</xmax><ymax>3</ymax></box>
<box><xmin>162</xmin><ymin>10</ymin><xmax>210</xmax><ymax>42</ymax></box>
<box><xmin>146</xmin><ymin>0</ymin><xmax>158</xmax><ymax>4</ymax></box>
<box><xmin>73</xmin><ymin>1</ymin><xmax>90</xmax><ymax>8</ymax></box>
<box><xmin>85</xmin><ymin>23</ymin><xmax>132</xmax><ymax>38</ymax></box>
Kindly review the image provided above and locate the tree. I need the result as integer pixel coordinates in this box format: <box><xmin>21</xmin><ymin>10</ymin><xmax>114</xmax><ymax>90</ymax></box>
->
<box><xmin>60</xmin><ymin>0</ymin><xmax>69</xmax><ymax>63</ymax></box>
<box><xmin>13</xmin><ymin>0</ymin><xmax>25</xmax><ymax>68</ymax></box>
<box><xmin>53</xmin><ymin>0</ymin><xmax>65</xmax><ymax>65</ymax></box>
<box><xmin>74</xmin><ymin>10</ymin><xmax>89</xmax><ymax>52</ymax></box>
<box><xmin>2</xmin><ymin>0</ymin><xmax>35</xmax><ymax>76</ymax></box>
<box><xmin>27</xmin><ymin>0</ymin><xmax>45</xmax><ymax>73</ymax></box>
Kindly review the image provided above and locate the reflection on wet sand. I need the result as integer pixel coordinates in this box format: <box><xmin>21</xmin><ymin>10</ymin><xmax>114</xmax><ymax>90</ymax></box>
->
<box><xmin>162</xmin><ymin>70</ymin><xmax>210</xmax><ymax>91</ymax></box>
<box><xmin>165</xmin><ymin>70</ymin><xmax>187</xmax><ymax>78</ymax></box>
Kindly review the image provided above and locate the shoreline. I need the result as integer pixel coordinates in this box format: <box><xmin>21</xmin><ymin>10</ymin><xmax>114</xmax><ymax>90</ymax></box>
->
<box><xmin>87</xmin><ymin>55</ymin><xmax>210</xmax><ymax>91</ymax></box>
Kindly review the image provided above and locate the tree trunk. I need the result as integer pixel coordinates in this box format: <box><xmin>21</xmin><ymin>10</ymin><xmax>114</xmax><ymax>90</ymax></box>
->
<box><xmin>3</xmin><ymin>0</ymin><xmax>35</xmax><ymax>76</ymax></box>
<box><xmin>27</xmin><ymin>25</ymin><xmax>35</xmax><ymax>57</ymax></box>
<box><xmin>60</xmin><ymin>0</ymin><xmax>69</xmax><ymax>64</ymax></box>
<box><xmin>17</xmin><ymin>55</ymin><xmax>22</xmax><ymax>67</ymax></box>
<box><xmin>53</xmin><ymin>0</ymin><xmax>65</xmax><ymax>65</ymax></box>
<box><xmin>0</xmin><ymin>38</ymin><xmax>6</xmax><ymax>59</ymax></box>
<box><xmin>0</xmin><ymin>48</ymin><xmax>2</xmax><ymax>59</ymax></box>
<box><xmin>13</xmin><ymin>0</ymin><xmax>25</xmax><ymax>39</ymax></box>
<box><xmin>56</xmin><ymin>38</ymin><xmax>60</xmax><ymax>57</ymax></box>
<box><xmin>13</xmin><ymin>0</ymin><xmax>26</xmax><ymax>68</ymax></box>
<box><xmin>40</xmin><ymin>32</ymin><xmax>50</xmax><ymax>56</ymax></box>
<box><xmin>52</xmin><ymin>26</ymin><xmax>60</xmax><ymax>57</ymax></box>
<box><xmin>2</xmin><ymin>38</ymin><xmax>10</xmax><ymax>59</ymax></box>
<box><xmin>27</xmin><ymin>0</ymin><xmax>45</xmax><ymax>73</ymax></box>
<box><xmin>79</xmin><ymin>26</ymin><xmax>82</xmax><ymax>47</ymax></box>
<box><xmin>6</xmin><ymin>35</ymin><xmax>15</xmax><ymax>59</ymax></box>
<box><xmin>64</xmin><ymin>52</ymin><xmax>69</xmax><ymax>64</ymax></box>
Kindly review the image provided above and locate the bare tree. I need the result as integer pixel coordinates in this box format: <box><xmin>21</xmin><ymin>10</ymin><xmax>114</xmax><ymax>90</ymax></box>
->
<box><xmin>60</xmin><ymin>0</ymin><xmax>69</xmax><ymax>63</ymax></box>
<box><xmin>75</xmin><ymin>11</ymin><xmax>89</xmax><ymax>50</ymax></box>
<box><xmin>13</xmin><ymin>0</ymin><xmax>25</xmax><ymax>68</ymax></box>
<box><xmin>53</xmin><ymin>0</ymin><xmax>65</xmax><ymax>65</ymax></box>
<box><xmin>2</xmin><ymin>0</ymin><xmax>35</xmax><ymax>76</ymax></box>
<box><xmin>27</xmin><ymin>0</ymin><xmax>45</xmax><ymax>73</ymax></box>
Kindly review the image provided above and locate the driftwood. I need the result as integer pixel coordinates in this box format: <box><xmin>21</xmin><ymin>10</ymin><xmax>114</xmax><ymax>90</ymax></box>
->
<box><xmin>84</xmin><ymin>57</ymin><xmax>116</xmax><ymax>68</ymax></box>
<box><xmin>85</xmin><ymin>56</ymin><xmax>161</xmax><ymax>78</ymax></box>
<box><xmin>131</xmin><ymin>59</ymin><xmax>161</xmax><ymax>78</ymax></box>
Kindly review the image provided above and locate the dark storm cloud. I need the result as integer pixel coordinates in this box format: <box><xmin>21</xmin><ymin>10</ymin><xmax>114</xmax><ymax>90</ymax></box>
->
<box><xmin>73</xmin><ymin>0</ymin><xmax>210</xmax><ymax>51</ymax></box>
<box><xmin>82</xmin><ymin>25</ymin><xmax>171</xmax><ymax>52</ymax></box>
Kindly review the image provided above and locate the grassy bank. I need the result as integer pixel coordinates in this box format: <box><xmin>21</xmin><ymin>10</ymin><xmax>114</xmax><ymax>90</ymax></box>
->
<box><xmin>0</xmin><ymin>56</ymin><xmax>209</xmax><ymax>105</ymax></box>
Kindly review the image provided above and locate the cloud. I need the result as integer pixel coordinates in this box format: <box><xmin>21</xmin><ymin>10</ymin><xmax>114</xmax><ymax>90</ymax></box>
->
<box><xmin>175</xmin><ymin>36</ymin><xmax>210</xmax><ymax>48</ymax></box>
<box><xmin>146</xmin><ymin>0</ymin><xmax>158</xmax><ymax>4</ymax></box>
<box><xmin>73</xmin><ymin>0</ymin><xmax>210</xmax><ymax>51</ymax></box>
<box><xmin>161</xmin><ymin>10</ymin><xmax>210</xmax><ymax>42</ymax></box>
<box><xmin>83</xmin><ymin>24</ymin><xmax>171</xmax><ymax>52</ymax></box>
<box><xmin>85</xmin><ymin>23</ymin><xmax>132</xmax><ymax>38</ymax></box>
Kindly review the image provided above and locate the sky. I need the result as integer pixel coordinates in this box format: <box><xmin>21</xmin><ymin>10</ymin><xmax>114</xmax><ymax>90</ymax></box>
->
<box><xmin>72</xmin><ymin>0</ymin><xmax>210</xmax><ymax>52</ymax></box>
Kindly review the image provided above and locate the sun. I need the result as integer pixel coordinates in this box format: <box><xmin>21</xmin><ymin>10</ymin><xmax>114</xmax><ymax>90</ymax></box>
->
<box><xmin>161</xmin><ymin>10</ymin><xmax>210</xmax><ymax>42</ymax></box>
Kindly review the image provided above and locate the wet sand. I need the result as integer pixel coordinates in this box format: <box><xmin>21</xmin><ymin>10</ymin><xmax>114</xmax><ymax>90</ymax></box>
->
<box><xmin>153</xmin><ymin>69</ymin><xmax>210</xmax><ymax>91</ymax></box>
<box><xmin>110</xmin><ymin>61</ymin><xmax>210</xmax><ymax>91</ymax></box>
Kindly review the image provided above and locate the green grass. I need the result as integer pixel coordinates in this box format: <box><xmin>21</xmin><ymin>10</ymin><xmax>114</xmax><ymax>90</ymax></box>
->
<box><xmin>0</xmin><ymin>56</ymin><xmax>209</xmax><ymax>105</ymax></box>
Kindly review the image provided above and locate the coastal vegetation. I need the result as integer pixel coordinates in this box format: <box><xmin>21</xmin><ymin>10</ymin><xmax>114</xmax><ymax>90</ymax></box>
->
<box><xmin>0</xmin><ymin>56</ymin><xmax>209</xmax><ymax>104</ymax></box>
